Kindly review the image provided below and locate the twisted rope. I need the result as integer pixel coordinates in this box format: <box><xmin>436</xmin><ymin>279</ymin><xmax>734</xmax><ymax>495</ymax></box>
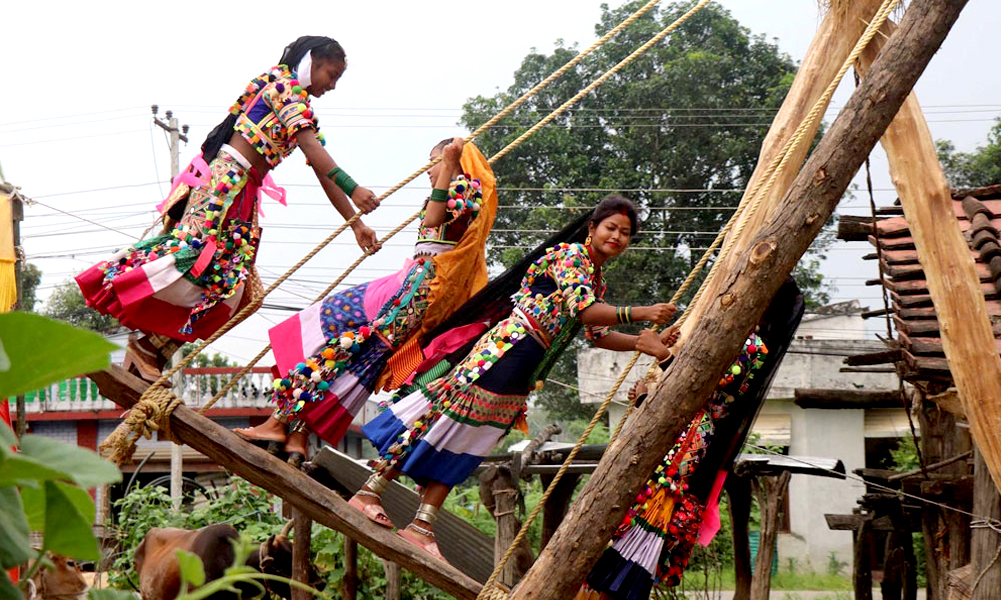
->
<box><xmin>103</xmin><ymin>0</ymin><xmax>672</xmax><ymax>457</ymax></box>
<box><xmin>477</xmin><ymin>1</ymin><xmax>901</xmax><ymax>595</ymax></box>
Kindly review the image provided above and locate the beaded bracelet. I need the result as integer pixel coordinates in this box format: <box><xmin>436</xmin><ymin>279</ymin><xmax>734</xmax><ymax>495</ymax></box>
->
<box><xmin>429</xmin><ymin>188</ymin><xmax>449</xmax><ymax>202</ymax></box>
<box><xmin>616</xmin><ymin>306</ymin><xmax>633</xmax><ymax>324</ymax></box>
<box><xmin>327</xmin><ymin>167</ymin><xmax>358</xmax><ymax>197</ymax></box>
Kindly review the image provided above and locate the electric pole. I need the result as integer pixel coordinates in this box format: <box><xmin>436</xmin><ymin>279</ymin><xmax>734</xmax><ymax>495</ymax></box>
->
<box><xmin>153</xmin><ymin>105</ymin><xmax>189</xmax><ymax>510</ymax></box>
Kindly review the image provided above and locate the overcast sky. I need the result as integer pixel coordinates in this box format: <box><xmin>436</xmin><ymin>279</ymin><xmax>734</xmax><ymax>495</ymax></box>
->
<box><xmin>3</xmin><ymin>1</ymin><xmax>999</xmax><ymax>362</ymax></box>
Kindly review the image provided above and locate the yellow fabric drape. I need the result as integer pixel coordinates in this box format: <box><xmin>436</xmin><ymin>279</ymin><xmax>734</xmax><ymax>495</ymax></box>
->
<box><xmin>379</xmin><ymin>142</ymin><xmax>498</xmax><ymax>390</ymax></box>
<box><xmin>0</xmin><ymin>194</ymin><xmax>16</xmax><ymax>313</ymax></box>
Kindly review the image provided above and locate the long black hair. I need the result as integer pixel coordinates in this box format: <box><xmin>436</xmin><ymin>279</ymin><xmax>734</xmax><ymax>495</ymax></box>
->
<box><xmin>420</xmin><ymin>209</ymin><xmax>590</xmax><ymax>346</ymax></box>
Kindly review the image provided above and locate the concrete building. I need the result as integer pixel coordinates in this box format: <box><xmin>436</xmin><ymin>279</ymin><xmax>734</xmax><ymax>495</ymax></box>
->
<box><xmin>577</xmin><ymin>301</ymin><xmax>909</xmax><ymax>573</ymax></box>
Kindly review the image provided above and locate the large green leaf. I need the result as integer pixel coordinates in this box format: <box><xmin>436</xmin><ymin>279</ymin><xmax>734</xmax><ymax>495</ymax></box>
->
<box><xmin>21</xmin><ymin>480</ymin><xmax>95</xmax><ymax>534</ymax></box>
<box><xmin>88</xmin><ymin>590</ymin><xmax>138</xmax><ymax>600</ymax></box>
<box><xmin>41</xmin><ymin>481</ymin><xmax>100</xmax><ymax>560</ymax></box>
<box><xmin>15</xmin><ymin>435</ymin><xmax>120</xmax><ymax>489</ymax></box>
<box><xmin>0</xmin><ymin>487</ymin><xmax>32</xmax><ymax>569</ymax></box>
<box><xmin>0</xmin><ymin>433</ymin><xmax>120</xmax><ymax>489</ymax></box>
<box><xmin>176</xmin><ymin>549</ymin><xmax>206</xmax><ymax>588</ymax></box>
<box><xmin>0</xmin><ymin>568</ymin><xmax>24</xmax><ymax>600</ymax></box>
<box><xmin>0</xmin><ymin>313</ymin><xmax>117</xmax><ymax>398</ymax></box>
<box><xmin>19</xmin><ymin>485</ymin><xmax>44</xmax><ymax>531</ymax></box>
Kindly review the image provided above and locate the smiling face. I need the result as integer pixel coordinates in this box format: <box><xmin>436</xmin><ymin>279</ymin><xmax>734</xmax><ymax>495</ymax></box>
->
<box><xmin>308</xmin><ymin>58</ymin><xmax>346</xmax><ymax>97</ymax></box>
<box><xmin>588</xmin><ymin>213</ymin><xmax>633</xmax><ymax>258</ymax></box>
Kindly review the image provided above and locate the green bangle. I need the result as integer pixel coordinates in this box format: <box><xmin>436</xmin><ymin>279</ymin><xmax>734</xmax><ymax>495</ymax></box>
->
<box><xmin>430</xmin><ymin>188</ymin><xmax>448</xmax><ymax>202</ymax></box>
<box><xmin>616</xmin><ymin>307</ymin><xmax>633</xmax><ymax>325</ymax></box>
<box><xmin>330</xmin><ymin>168</ymin><xmax>358</xmax><ymax>198</ymax></box>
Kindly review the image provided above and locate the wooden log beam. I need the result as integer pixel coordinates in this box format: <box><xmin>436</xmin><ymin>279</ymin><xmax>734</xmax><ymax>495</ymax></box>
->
<box><xmin>343</xmin><ymin>538</ymin><xmax>358</xmax><ymax>600</ymax></box>
<box><xmin>676</xmin><ymin>0</ymin><xmax>889</xmax><ymax>335</ymax></box>
<box><xmin>89</xmin><ymin>366</ymin><xmax>482</xmax><ymax>600</ymax></box>
<box><xmin>749</xmin><ymin>472</ymin><xmax>790</xmax><ymax>600</ymax></box>
<box><xmin>845</xmin><ymin>349</ymin><xmax>902</xmax><ymax>366</ymax></box>
<box><xmin>857</xmin><ymin>13</ymin><xmax>1001</xmax><ymax>493</ymax></box>
<box><xmin>794</xmin><ymin>388</ymin><xmax>904</xmax><ymax>409</ymax></box>
<box><xmin>970</xmin><ymin>449</ymin><xmax>1001</xmax><ymax>600</ymax></box>
<box><xmin>854</xmin><ymin>516</ymin><xmax>875</xmax><ymax>600</ymax></box>
<box><xmin>726</xmin><ymin>476</ymin><xmax>754</xmax><ymax>600</ymax></box>
<box><xmin>508</xmin><ymin>3</ymin><xmax>969</xmax><ymax>599</ymax></box>
<box><xmin>291</xmin><ymin>511</ymin><xmax>312</xmax><ymax>600</ymax></box>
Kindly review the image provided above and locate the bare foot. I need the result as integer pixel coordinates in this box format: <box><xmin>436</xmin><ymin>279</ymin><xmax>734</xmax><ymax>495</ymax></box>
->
<box><xmin>234</xmin><ymin>416</ymin><xmax>287</xmax><ymax>443</ymax></box>
<box><xmin>284</xmin><ymin>431</ymin><xmax>309</xmax><ymax>458</ymax></box>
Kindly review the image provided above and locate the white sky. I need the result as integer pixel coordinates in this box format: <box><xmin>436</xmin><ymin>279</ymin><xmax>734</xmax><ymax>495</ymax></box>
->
<box><xmin>3</xmin><ymin>1</ymin><xmax>999</xmax><ymax>362</ymax></box>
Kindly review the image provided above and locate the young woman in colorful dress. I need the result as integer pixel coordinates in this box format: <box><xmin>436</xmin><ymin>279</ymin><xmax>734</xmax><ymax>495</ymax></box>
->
<box><xmin>353</xmin><ymin>194</ymin><xmax>679</xmax><ymax>561</ymax></box>
<box><xmin>76</xmin><ymin>36</ymin><xmax>380</xmax><ymax>382</ymax></box>
<box><xmin>234</xmin><ymin>137</ymin><xmax>498</xmax><ymax>467</ymax></box>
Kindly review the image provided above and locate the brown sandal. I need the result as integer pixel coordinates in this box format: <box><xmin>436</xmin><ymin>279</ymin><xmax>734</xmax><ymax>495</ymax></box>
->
<box><xmin>123</xmin><ymin>340</ymin><xmax>163</xmax><ymax>383</ymax></box>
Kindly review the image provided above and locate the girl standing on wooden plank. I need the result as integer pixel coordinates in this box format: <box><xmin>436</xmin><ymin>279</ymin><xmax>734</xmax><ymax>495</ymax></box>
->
<box><xmin>76</xmin><ymin>36</ymin><xmax>379</xmax><ymax>382</ymax></box>
<box><xmin>577</xmin><ymin>279</ymin><xmax>804</xmax><ymax>600</ymax></box>
<box><xmin>354</xmin><ymin>195</ymin><xmax>679</xmax><ymax>562</ymax></box>
<box><xmin>235</xmin><ymin>138</ymin><xmax>498</xmax><ymax>467</ymax></box>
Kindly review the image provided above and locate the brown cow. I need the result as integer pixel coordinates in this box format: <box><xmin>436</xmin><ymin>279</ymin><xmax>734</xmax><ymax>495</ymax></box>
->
<box><xmin>26</xmin><ymin>554</ymin><xmax>88</xmax><ymax>600</ymax></box>
<box><xmin>134</xmin><ymin>521</ymin><xmax>314</xmax><ymax>600</ymax></box>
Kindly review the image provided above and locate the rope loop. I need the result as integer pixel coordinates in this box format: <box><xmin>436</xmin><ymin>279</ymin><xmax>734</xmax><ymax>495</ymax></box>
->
<box><xmin>99</xmin><ymin>388</ymin><xmax>184</xmax><ymax>465</ymax></box>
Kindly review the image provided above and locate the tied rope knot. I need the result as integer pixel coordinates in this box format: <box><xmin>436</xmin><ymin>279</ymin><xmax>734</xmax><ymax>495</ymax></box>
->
<box><xmin>99</xmin><ymin>387</ymin><xmax>184</xmax><ymax>465</ymax></box>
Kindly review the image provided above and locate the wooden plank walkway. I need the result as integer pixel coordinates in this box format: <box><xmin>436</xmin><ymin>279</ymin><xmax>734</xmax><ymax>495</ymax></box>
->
<box><xmin>312</xmin><ymin>447</ymin><xmax>495</xmax><ymax>583</ymax></box>
<box><xmin>90</xmin><ymin>366</ymin><xmax>482</xmax><ymax>600</ymax></box>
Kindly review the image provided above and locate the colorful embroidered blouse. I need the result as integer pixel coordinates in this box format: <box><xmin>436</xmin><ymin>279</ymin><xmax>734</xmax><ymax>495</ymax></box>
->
<box><xmin>415</xmin><ymin>174</ymin><xmax>483</xmax><ymax>257</ymax></box>
<box><xmin>514</xmin><ymin>242</ymin><xmax>610</xmax><ymax>342</ymax></box>
<box><xmin>231</xmin><ymin>65</ymin><xmax>324</xmax><ymax>168</ymax></box>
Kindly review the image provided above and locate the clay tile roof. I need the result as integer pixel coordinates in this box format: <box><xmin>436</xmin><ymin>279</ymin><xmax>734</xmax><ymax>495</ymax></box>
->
<box><xmin>841</xmin><ymin>184</ymin><xmax>1001</xmax><ymax>381</ymax></box>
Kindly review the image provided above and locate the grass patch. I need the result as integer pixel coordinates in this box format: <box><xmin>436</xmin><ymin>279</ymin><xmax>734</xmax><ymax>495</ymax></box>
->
<box><xmin>681</xmin><ymin>568</ymin><xmax>852</xmax><ymax>591</ymax></box>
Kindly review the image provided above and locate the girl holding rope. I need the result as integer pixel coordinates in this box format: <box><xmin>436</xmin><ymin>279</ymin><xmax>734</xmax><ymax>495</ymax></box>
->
<box><xmin>235</xmin><ymin>137</ymin><xmax>498</xmax><ymax>467</ymax></box>
<box><xmin>353</xmin><ymin>195</ymin><xmax>678</xmax><ymax>562</ymax></box>
<box><xmin>76</xmin><ymin>36</ymin><xmax>379</xmax><ymax>382</ymax></box>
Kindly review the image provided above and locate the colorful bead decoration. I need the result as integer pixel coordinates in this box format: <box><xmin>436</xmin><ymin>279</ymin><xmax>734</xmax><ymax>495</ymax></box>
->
<box><xmin>611</xmin><ymin>333</ymin><xmax>768</xmax><ymax>587</ymax></box>
<box><xmin>417</xmin><ymin>174</ymin><xmax>484</xmax><ymax>247</ymax></box>
<box><xmin>231</xmin><ymin>65</ymin><xmax>320</xmax><ymax>169</ymax></box>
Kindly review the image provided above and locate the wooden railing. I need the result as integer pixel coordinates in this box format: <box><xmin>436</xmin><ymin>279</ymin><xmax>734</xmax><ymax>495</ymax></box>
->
<box><xmin>15</xmin><ymin>367</ymin><xmax>382</xmax><ymax>426</ymax></box>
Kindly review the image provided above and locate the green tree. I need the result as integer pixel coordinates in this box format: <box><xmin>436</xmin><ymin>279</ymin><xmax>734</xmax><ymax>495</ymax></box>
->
<box><xmin>938</xmin><ymin>118</ymin><xmax>1001</xmax><ymax>188</ymax></box>
<box><xmin>18</xmin><ymin>263</ymin><xmax>41</xmax><ymax>312</ymax></box>
<box><xmin>43</xmin><ymin>281</ymin><xmax>118</xmax><ymax>333</ymax></box>
<box><xmin>460</xmin><ymin>1</ymin><xmax>831</xmax><ymax>418</ymax></box>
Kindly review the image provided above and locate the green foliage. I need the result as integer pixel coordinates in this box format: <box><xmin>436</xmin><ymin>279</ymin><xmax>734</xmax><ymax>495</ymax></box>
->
<box><xmin>18</xmin><ymin>264</ymin><xmax>41</xmax><ymax>313</ymax></box>
<box><xmin>0</xmin><ymin>314</ymin><xmax>121</xmax><ymax>600</ymax></box>
<box><xmin>42</xmin><ymin>280</ymin><xmax>119</xmax><ymax>333</ymax></box>
<box><xmin>890</xmin><ymin>435</ymin><xmax>920</xmax><ymax>472</ymax></box>
<box><xmin>826</xmin><ymin>551</ymin><xmax>847</xmax><ymax>577</ymax></box>
<box><xmin>109</xmin><ymin>477</ymin><xmax>285</xmax><ymax>590</ymax></box>
<box><xmin>0</xmin><ymin>312</ymin><xmax>117</xmax><ymax>399</ymax></box>
<box><xmin>937</xmin><ymin>119</ymin><xmax>1001</xmax><ymax>188</ymax></box>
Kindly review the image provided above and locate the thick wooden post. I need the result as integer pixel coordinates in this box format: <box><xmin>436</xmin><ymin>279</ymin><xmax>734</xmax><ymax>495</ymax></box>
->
<box><xmin>384</xmin><ymin>561</ymin><xmax>401</xmax><ymax>600</ymax></box>
<box><xmin>970</xmin><ymin>449</ymin><xmax>1001</xmax><ymax>600</ymax></box>
<box><xmin>479</xmin><ymin>465</ymin><xmax>532</xmax><ymax>586</ymax></box>
<box><xmin>915</xmin><ymin>399</ymin><xmax>972</xmax><ymax>600</ymax></box>
<box><xmin>508</xmin><ymin>3</ymin><xmax>970</xmax><ymax>599</ymax></box>
<box><xmin>678</xmin><ymin>0</ymin><xmax>886</xmax><ymax>338</ymax></box>
<box><xmin>539</xmin><ymin>473</ymin><xmax>580</xmax><ymax>550</ymax></box>
<box><xmin>854</xmin><ymin>517</ymin><xmax>875</xmax><ymax>600</ymax></box>
<box><xmin>726</xmin><ymin>475</ymin><xmax>753</xmax><ymax>600</ymax></box>
<box><xmin>291</xmin><ymin>512</ymin><xmax>312</xmax><ymax>600</ymax></box>
<box><xmin>857</xmin><ymin>17</ymin><xmax>1001</xmax><ymax>494</ymax></box>
<box><xmin>749</xmin><ymin>472</ymin><xmax>790</xmax><ymax>600</ymax></box>
<box><xmin>342</xmin><ymin>537</ymin><xmax>358</xmax><ymax>600</ymax></box>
